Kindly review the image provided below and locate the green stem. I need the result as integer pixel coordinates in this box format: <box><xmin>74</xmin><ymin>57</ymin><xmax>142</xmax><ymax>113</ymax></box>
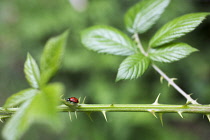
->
<box><xmin>152</xmin><ymin>64</ymin><xmax>199</xmax><ymax>105</ymax></box>
<box><xmin>1</xmin><ymin>104</ymin><xmax>210</xmax><ymax>114</ymax></box>
<box><xmin>134</xmin><ymin>33</ymin><xmax>147</xmax><ymax>56</ymax></box>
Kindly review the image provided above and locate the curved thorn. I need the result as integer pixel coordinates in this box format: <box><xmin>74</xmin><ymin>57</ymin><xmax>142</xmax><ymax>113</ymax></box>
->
<box><xmin>78</xmin><ymin>97</ymin><xmax>81</xmax><ymax>103</ymax></box>
<box><xmin>206</xmin><ymin>114</ymin><xmax>210</xmax><ymax>122</ymax></box>
<box><xmin>178</xmin><ymin>111</ymin><xmax>184</xmax><ymax>118</ymax></box>
<box><xmin>86</xmin><ymin>112</ymin><xmax>93</xmax><ymax>122</ymax></box>
<box><xmin>75</xmin><ymin>111</ymin><xmax>78</xmax><ymax>119</ymax></box>
<box><xmin>153</xmin><ymin>93</ymin><xmax>161</xmax><ymax>105</ymax></box>
<box><xmin>184</xmin><ymin>100</ymin><xmax>192</xmax><ymax>106</ymax></box>
<box><xmin>167</xmin><ymin>83</ymin><xmax>170</xmax><ymax>87</ymax></box>
<box><xmin>60</xmin><ymin>94</ymin><xmax>64</xmax><ymax>99</ymax></box>
<box><xmin>148</xmin><ymin>110</ymin><xmax>157</xmax><ymax>118</ymax></box>
<box><xmin>82</xmin><ymin>96</ymin><xmax>86</xmax><ymax>104</ymax></box>
<box><xmin>68</xmin><ymin>112</ymin><xmax>72</xmax><ymax>122</ymax></box>
<box><xmin>189</xmin><ymin>93</ymin><xmax>194</xmax><ymax>96</ymax></box>
<box><xmin>168</xmin><ymin>78</ymin><xmax>177</xmax><ymax>87</ymax></box>
<box><xmin>160</xmin><ymin>76</ymin><xmax>164</xmax><ymax>84</ymax></box>
<box><xmin>158</xmin><ymin>113</ymin><xmax>163</xmax><ymax>126</ymax></box>
<box><xmin>0</xmin><ymin>119</ymin><xmax>3</xmax><ymax>123</ymax></box>
<box><xmin>102</xmin><ymin>111</ymin><xmax>108</xmax><ymax>122</ymax></box>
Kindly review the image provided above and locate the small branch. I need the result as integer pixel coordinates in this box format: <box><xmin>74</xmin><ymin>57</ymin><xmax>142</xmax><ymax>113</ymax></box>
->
<box><xmin>133</xmin><ymin>33</ymin><xmax>199</xmax><ymax>105</ymax></box>
<box><xmin>152</xmin><ymin>64</ymin><xmax>199</xmax><ymax>105</ymax></box>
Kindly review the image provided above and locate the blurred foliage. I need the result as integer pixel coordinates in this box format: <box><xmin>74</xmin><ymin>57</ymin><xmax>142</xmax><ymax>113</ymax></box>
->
<box><xmin>0</xmin><ymin>0</ymin><xmax>210</xmax><ymax>140</ymax></box>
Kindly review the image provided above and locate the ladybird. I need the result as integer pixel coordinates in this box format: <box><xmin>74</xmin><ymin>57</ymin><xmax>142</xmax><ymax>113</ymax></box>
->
<box><xmin>67</xmin><ymin>97</ymin><xmax>79</xmax><ymax>103</ymax></box>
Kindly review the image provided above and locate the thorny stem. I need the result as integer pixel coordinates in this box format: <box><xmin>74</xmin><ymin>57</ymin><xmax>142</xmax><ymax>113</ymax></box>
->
<box><xmin>1</xmin><ymin>104</ymin><xmax>210</xmax><ymax>114</ymax></box>
<box><xmin>133</xmin><ymin>33</ymin><xmax>199</xmax><ymax>105</ymax></box>
<box><xmin>152</xmin><ymin>64</ymin><xmax>199</xmax><ymax>105</ymax></box>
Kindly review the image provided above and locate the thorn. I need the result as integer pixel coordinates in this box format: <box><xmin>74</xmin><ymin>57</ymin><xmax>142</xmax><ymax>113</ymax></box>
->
<box><xmin>195</xmin><ymin>98</ymin><xmax>198</xmax><ymax>102</ymax></box>
<box><xmin>75</xmin><ymin>111</ymin><xmax>78</xmax><ymax>119</ymax></box>
<box><xmin>0</xmin><ymin>119</ymin><xmax>3</xmax><ymax>123</ymax></box>
<box><xmin>158</xmin><ymin>113</ymin><xmax>163</xmax><ymax>126</ymax></box>
<box><xmin>78</xmin><ymin>97</ymin><xmax>81</xmax><ymax>103</ymax></box>
<box><xmin>189</xmin><ymin>93</ymin><xmax>193</xmax><ymax>96</ymax></box>
<box><xmin>148</xmin><ymin>110</ymin><xmax>157</xmax><ymax>118</ymax></box>
<box><xmin>110</xmin><ymin>104</ymin><xmax>114</xmax><ymax>107</ymax></box>
<box><xmin>178</xmin><ymin>111</ymin><xmax>184</xmax><ymax>118</ymax></box>
<box><xmin>60</xmin><ymin>94</ymin><xmax>64</xmax><ymax>99</ymax></box>
<box><xmin>206</xmin><ymin>114</ymin><xmax>210</xmax><ymax>122</ymax></box>
<box><xmin>160</xmin><ymin>76</ymin><xmax>164</xmax><ymax>84</ymax></box>
<box><xmin>86</xmin><ymin>112</ymin><xmax>93</xmax><ymax>122</ymax></box>
<box><xmin>68</xmin><ymin>112</ymin><xmax>72</xmax><ymax>122</ymax></box>
<box><xmin>184</xmin><ymin>100</ymin><xmax>192</xmax><ymax>106</ymax></box>
<box><xmin>168</xmin><ymin>78</ymin><xmax>177</xmax><ymax>87</ymax></box>
<box><xmin>102</xmin><ymin>111</ymin><xmax>108</xmax><ymax>122</ymax></box>
<box><xmin>153</xmin><ymin>93</ymin><xmax>161</xmax><ymax>105</ymax></box>
<box><xmin>82</xmin><ymin>96</ymin><xmax>86</xmax><ymax>104</ymax></box>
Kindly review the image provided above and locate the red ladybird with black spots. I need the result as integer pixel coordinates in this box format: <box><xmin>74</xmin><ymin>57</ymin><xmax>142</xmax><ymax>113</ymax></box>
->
<box><xmin>67</xmin><ymin>97</ymin><xmax>79</xmax><ymax>103</ymax></box>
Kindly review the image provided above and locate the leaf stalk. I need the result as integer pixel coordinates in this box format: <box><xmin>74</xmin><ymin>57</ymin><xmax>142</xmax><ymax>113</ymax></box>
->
<box><xmin>133</xmin><ymin>33</ymin><xmax>199</xmax><ymax>105</ymax></box>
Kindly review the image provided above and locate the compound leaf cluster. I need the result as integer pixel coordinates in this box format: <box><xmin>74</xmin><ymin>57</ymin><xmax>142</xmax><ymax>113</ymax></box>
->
<box><xmin>81</xmin><ymin>0</ymin><xmax>209</xmax><ymax>81</ymax></box>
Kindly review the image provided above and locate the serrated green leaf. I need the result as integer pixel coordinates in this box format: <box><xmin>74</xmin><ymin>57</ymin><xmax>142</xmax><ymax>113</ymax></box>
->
<box><xmin>81</xmin><ymin>25</ymin><xmax>137</xmax><ymax>56</ymax></box>
<box><xmin>116</xmin><ymin>53</ymin><xmax>150</xmax><ymax>81</ymax></box>
<box><xmin>3</xmin><ymin>88</ymin><xmax>37</xmax><ymax>108</ymax></box>
<box><xmin>125</xmin><ymin>0</ymin><xmax>170</xmax><ymax>34</ymax></box>
<box><xmin>24</xmin><ymin>53</ymin><xmax>40</xmax><ymax>89</ymax></box>
<box><xmin>148</xmin><ymin>43</ymin><xmax>198</xmax><ymax>63</ymax></box>
<box><xmin>3</xmin><ymin>83</ymin><xmax>64</xmax><ymax>140</ymax></box>
<box><xmin>149</xmin><ymin>13</ymin><xmax>210</xmax><ymax>47</ymax></box>
<box><xmin>40</xmin><ymin>31</ymin><xmax>68</xmax><ymax>86</ymax></box>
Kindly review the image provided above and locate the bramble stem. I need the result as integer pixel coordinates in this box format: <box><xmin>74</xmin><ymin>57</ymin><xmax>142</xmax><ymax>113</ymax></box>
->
<box><xmin>133</xmin><ymin>33</ymin><xmax>199</xmax><ymax>105</ymax></box>
<box><xmin>1</xmin><ymin>104</ymin><xmax>209</xmax><ymax>114</ymax></box>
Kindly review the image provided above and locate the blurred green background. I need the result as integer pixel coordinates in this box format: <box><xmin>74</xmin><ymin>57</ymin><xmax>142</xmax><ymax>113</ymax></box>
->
<box><xmin>1</xmin><ymin>0</ymin><xmax>210</xmax><ymax>139</ymax></box>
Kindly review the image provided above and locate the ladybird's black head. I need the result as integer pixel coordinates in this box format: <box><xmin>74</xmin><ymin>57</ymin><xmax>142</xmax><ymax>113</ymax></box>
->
<box><xmin>66</xmin><ymin>98</ymin><xmax>70</xmax><ymax>101</ymax></box>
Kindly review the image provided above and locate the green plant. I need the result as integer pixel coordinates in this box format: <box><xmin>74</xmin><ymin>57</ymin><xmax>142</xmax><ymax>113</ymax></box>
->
<box><xmin>1</xmin><ymin>31</ymin><xmax>68</xmax><ymax>140</ymax></box>
<box><xmin>1</xmin><ymin>0</ymin><xmax>210</xmax><ymax>140</ymax></box>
